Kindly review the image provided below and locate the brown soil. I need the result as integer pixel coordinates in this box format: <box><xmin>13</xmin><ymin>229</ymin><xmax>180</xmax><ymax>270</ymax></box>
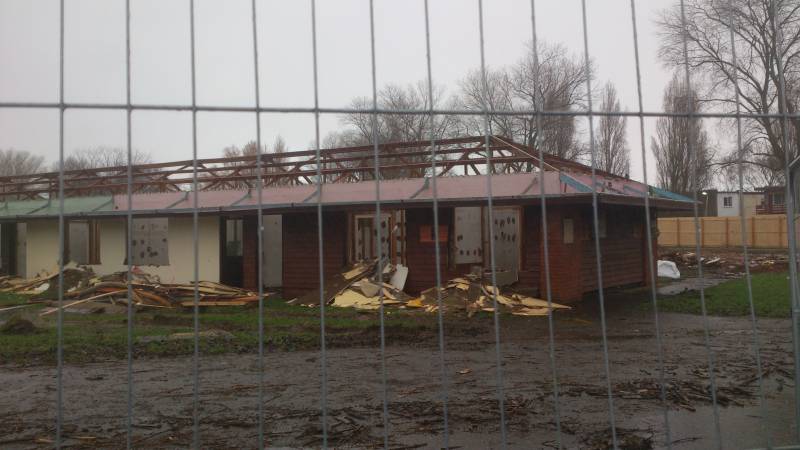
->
<box><xmin>0</xmin><ymin>316</ymin><xmax>38</xmax><ymax>335</ymax></box>
<box><xmin>0</xmin><ymin>290</ymin><xmax>795</xmax><ymax>449</ymax></box>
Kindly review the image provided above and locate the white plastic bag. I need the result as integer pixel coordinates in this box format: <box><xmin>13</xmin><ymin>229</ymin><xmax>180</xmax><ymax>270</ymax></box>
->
<box><xmin>657</xmin><ymin>260</ymin><xmax>681</xmax><ymax>279</ymax></box>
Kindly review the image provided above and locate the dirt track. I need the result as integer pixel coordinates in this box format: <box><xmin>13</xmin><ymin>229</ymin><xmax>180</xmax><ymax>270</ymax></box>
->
<box><xmin>0</xmin><ymin>291</ymin><xmax>796</xmax><ymax>449</ymax></box>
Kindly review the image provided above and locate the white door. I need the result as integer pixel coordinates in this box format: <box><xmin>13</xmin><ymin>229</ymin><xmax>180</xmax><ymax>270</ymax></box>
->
<box><xmin>262</xmin><ymin>215</ymin><xmax>282</xmax><ymax>287</ymax></box>
<box><xmin>484</xmin><ymin>207</ymin><xmax>520</xmax><ymax>282</ymax></box>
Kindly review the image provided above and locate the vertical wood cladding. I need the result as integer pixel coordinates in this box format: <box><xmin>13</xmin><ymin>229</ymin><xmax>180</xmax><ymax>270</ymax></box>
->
<box><xmin>404</xmin><ymin>206</ymin><xmax>540</xmax><ymax>295</ymax></box>
<box><xmin>579</xmin><ymin>205</ymin><xmax>646</xmax><ymax>292</ymax></box>
<box><xmin>280</xmin><ymin>204</ymin><xmax>649</xmax><ymax>302</ymax></box>
<box><xmin>519</xmin><ymin>206</ymin><xmax>541</xmax><ymax>294</ymax></box>
<box><xmin>404</xmin><ymin>208</ymin><xmax>455</xmax><ymax>294</ymax></box>
<box><xmin>542</xmin><ymin>205</ymin><xmax>584</xmax><ymax>302</ymax></box>
<box><xmin>282</xmin><ymin>211</ymin><xmax>348</xmax><ymax>298</ymax></box>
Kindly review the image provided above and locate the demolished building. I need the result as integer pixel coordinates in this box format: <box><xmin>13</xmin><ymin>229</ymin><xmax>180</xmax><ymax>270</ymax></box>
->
<box><xmin>0</xmin><ymin>136</ymin><xmax>693</xmax><ymax>302</ymax></box>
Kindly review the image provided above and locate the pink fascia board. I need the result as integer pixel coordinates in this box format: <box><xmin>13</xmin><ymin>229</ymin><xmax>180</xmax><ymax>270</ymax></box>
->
<box><xmin>111</xmin><ymin>171</ymin><xmax>609</xmax><ymax>214</ymax></box>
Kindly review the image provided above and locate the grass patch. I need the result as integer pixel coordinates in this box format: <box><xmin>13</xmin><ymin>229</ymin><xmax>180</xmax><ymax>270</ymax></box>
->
<box><xmin>656</xmin><ymin>272</ymin><xmax>791</xmax><ymax>318</ymax></box>
<box><xmin>0</xmin><ymin>298</ymin><xmax>438</xmax><ymax>365</ymax></box>
<box><xmin>0</xmin><ymin>291</ymin><xmax>32</xmax><ymax>307</ymax></box>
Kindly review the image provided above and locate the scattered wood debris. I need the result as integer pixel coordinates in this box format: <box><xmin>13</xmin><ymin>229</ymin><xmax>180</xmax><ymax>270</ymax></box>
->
<box><xmin>0</xmin><ymin>265</ymin><xmax>263</xmax><ymax>311</ymax></box>
<box><xmin>290</xmin><ymin>260</ymin><xmax>570</xmax><ymax>316</ymax></box>
<box><xmin>413</xmin><ymin>273</ymin><xmax>570</xmax><ymax>316</ymax></box>
<box><xmin>660</xmin><ymin>250</ymin><xmax>789</xmax><ymax>277</ymax></box>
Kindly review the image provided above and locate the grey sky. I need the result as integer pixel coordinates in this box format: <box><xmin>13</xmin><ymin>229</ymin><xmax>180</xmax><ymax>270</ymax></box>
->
<box><xmin>0</xmin><ymin>0</ymin><xmax>684</xmax><ymax>182</ymax></box>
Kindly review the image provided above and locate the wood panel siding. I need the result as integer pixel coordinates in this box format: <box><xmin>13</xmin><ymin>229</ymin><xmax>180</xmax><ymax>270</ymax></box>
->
<box><xmin>519</xmin><ymin>206</ymin><xmax>541</xmax><ymax>294</ymax></box>
<box><xmin>542</xmin><ymin>205</ymin><xmax>584</xmax><ymax>302</ymax></box>
<box><xmin>404</xmin><ymin>208</ymin><xmax>455</xmax><ymax>294</ymax></box>
<box><xmin>580</xmin><ymin>206</ymin><xmax>645</xmax><ymax>292</ymax></box>
<box><xmin>282</xmin><ymin>211</ymin><xmax>348</xmax><ymax>299</ymax></box>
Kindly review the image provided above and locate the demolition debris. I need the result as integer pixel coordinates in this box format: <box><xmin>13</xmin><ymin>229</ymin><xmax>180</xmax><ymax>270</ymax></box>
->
<box><xmin>289</xmin><ymin>260</ymin><xmax>570</xmax><ymax>316</ymax></box>
<box><xmin>0</xmin><ymin>260</ymin><xmax>570</xmax><ymax>317</ymax></box>
<box><xmin>0</xmin><ymin>264</ymin><xmax>261</xmax><ymax>313</ymax></box>
<box><xmin>660</xmin><ymin>250</ymin><xmax>789</xmax><ymax>277</ymax></box>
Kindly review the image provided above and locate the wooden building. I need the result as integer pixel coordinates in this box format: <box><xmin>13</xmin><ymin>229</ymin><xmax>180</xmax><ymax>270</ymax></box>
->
<box><xmin>0</xmin><ymin>136</ymin><xmax>693</xmax><ymax>302</ymax></box>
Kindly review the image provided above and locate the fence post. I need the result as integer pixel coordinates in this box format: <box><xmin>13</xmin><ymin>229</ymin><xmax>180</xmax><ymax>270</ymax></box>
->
<box><xmin>700</xmin><ymin>217</ymin><xmax>705</xmax><ymax>248</ymax></box>
<box><xmin>783</xmin><ymin>214</ymin><xmax>788</xmax><ymax>248</ymax></box>
<box><xmin>725</xmin><ymin>217</ymin><xmax>730</xmax><ymax>247</ymax></box>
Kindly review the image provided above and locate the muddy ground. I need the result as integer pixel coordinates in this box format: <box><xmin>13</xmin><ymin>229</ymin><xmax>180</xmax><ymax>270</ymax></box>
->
<box><xmin>0</xmin><ymin>289</ymin><xmax>796</xmax><ymax>449</ymax></box>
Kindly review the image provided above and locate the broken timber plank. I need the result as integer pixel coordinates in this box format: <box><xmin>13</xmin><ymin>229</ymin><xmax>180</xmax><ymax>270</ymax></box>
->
<box><xmin>39</xmin><ymin>290</ymin><xmax>127</xmax><ymax>316</ymax></box>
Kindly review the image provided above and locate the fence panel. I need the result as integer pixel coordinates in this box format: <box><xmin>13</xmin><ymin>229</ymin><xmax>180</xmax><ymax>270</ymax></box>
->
<box><xmin>658</xmin><ymin>215</ymin><xmax>788</xmax><ymax>249</ymax></box>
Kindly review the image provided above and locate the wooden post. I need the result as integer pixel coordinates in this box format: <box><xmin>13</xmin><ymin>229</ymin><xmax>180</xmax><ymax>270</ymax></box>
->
<box><xmin>725</xmin><ymin>217</ymin><xmax>730</xmax><ymax>247</ymax></box>
<box><xmin>700</xmin><ymin>217</ymin><xmax>705</xmax><ymax>248</ymax></box>
<box><xmin>782</xmin><ymin>214</ymin><xmax>787</xmax><ymax>248</ymax></box>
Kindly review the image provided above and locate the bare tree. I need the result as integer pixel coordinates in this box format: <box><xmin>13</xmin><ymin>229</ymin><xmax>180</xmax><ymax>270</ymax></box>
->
<box><xmin>44</xmin><ymin>147</ymin><xmax>156</xmax><ymax>195</ymax></box>
<box><xmin>60</xmin><ymin>147</ymin><xmax>152</xmax><ymax>171</ymax></box>
<box><xmin>221</xmin><ymin>136</ymin><xmax>290</xmax><ymax>187</ymax></box>
<box><xmin>333</xmin><ymin>81</ymin><xmax>461</xmax><ymax>179</ymax></box>
<box><xmin>717</xmin><ymin>148</ymin><xmax>784</xmax><ymax>190</ymax></box>
<box><xmin>0</xmin><ymin>149</ymin><xmax>46</xmax><ymax>199</ymax></box>
<box><xmin>593</xmin><ymin>82</ymin><xmax>630</xmax><ymax>176</ymax></box>
<box><xmin>652</xmin><ymin>74</ymin><xmax>715</xmax><ymax>194</ymax></box>
<box><xmin>0</xmin><ymin>148</ymin><xmax>45</xmax><ymax>176</ymax></box>
<box><xmin>459</xmin><ymin>67</ymin><xmax>520</xmax><ymax>141</ymax></box>
<box><xmin>459</xmin><ymin>41</ymin><xmax>591</xmax><ymax>161</ymax></box>
<box><xmin>321</xmin><ymin>129</ymin><xmax>365</xmax><ymax>150</ymax></box>
<box><xmin>658</xmin><ymin>0</ymin><xmax>800</xmax><ymax>185</ymax></box>
<box><xmin>343</xmin><ymin>81</ymin><xmax>460</xmax><ymax>144</ymax></box>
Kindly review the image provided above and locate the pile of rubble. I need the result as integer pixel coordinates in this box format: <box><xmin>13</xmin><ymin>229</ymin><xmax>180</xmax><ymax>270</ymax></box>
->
<box><xmin>661</xmin><ymin>251</ymin><xmax>723</xmax><ymax>268</ymax></box>
<box><xmin>289</xmin><ymin>260</ymin><xmax>411</xmax><ymax>310</ymax></box>
<box><xmin>290</xmin><ymin>260</ymin><xmax>570</xmax><ymax>316</ymax></box>
<box><xmin>412</xmin><ymin>274</ymin><xmax>570</xmax><ymax>316</ymax></box>
<box><xmin>0</xmin><ymin>264</ymin><xmax>261</xmax><ymax>314</ymax></box>
<box><xmin>660</xmin><ymin>250</ymin><xmax>789</xmax><ymax>277</ymax></box>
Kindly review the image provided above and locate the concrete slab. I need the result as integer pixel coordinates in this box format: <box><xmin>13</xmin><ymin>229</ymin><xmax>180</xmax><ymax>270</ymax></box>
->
<box><xmin>658</xmin><ymin>277</ymin><xmax>728</xmax><ymax>296</ymax></box>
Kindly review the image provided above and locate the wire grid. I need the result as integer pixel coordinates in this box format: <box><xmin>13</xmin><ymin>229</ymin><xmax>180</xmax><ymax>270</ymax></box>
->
<box><xmin>1</xmin><ymin>0</ymin><xmax>797</xmax><ymax>449</ymax></box>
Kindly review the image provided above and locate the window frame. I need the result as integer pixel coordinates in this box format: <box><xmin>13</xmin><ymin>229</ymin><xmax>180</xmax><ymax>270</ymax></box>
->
<box><xmin>723</xmin><ymin>196</ymin><xmax>733</xmax><ymax>208</ymax></box>
<box><xmin>67</xmin><ymin>219</ymin><xmax>101</xmax><ymax>265</ymax></box>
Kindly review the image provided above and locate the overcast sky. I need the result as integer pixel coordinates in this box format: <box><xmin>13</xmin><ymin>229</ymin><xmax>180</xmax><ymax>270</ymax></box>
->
<box><xmin>0</xmin><ymin>0</ymin><xmax>688</xmax><ymax>183</ymax></box>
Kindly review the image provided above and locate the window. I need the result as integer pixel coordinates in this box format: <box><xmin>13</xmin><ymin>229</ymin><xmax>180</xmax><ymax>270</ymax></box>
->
<box><xmin>419</xmin><ymin>224</ymin><xmax>448</xmax><ymax>244</ymax></box>
<box><xmin>68</xmin><ymin>220</ymin><xmax>100</xmax><ymax>265</ymax></box>
<box><xmin>723</xmin><ymin>196</ymin><xmax>733</xmax><ymax>208</ymax></box>
<box><xmin>225</xmin><ymin>219</ymin><xmax>243</xmax><ymax>256</ymax></box>
<box><xmin>773</xmin><ymin>192</ymin><xmax>785</xmax><ymax>206</ymax></box>
<box><xmin>130</xmin><ymin>218</ymin><xmax>169</xmax><ymax>266</ymax></box>
<box><xmin>352</xmin><ymin>213</ymin><xmax>393</xmax><ymax>261</ymax></box>
<box><xmin>563</xmin><ymin>218</ymin><xmax>574</xmax><ymax>244</ymax></box>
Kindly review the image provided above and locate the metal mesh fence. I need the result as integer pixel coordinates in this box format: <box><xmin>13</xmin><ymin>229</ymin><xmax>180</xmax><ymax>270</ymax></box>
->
<box><xmin>1</xmin><ymin>0</ymin><xmax>800</xmax><ymax>449</ymax></box>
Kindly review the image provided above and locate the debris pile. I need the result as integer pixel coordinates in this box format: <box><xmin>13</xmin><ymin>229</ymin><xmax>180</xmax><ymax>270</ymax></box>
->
<box><xmin>291</xmin><ymin>260</ymin><xmax>570</xmax><ymax>316</ymax></box>
<box><xmin>0</xmin><ymin>264</ymin><xmax>261</xmax><ymax>313</ymax></box>
<box><xmin>412</xmin><ymin>273</ymin><xmax>570</xmax><ymax>316</ymax></box>
<box><xmin>290</xmin><ymin>260</ymin><xmax>412</xmax><ymax>310</ymax></box>
<box><xmin>660</xmin><ymin>250</ymin><xmax>789</xmax><ymax>277</ymax></box>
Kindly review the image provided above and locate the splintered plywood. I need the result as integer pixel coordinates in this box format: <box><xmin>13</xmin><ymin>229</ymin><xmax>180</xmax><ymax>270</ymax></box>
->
<box><xmin>454</xmin><ymin>206</ymin><xmax>482</xmax><ymax>264</ymax></box>
<box><xmin>131</xmin><ymin>218</ymin><xmax>169</xmax><ymax>266</ymax></box>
